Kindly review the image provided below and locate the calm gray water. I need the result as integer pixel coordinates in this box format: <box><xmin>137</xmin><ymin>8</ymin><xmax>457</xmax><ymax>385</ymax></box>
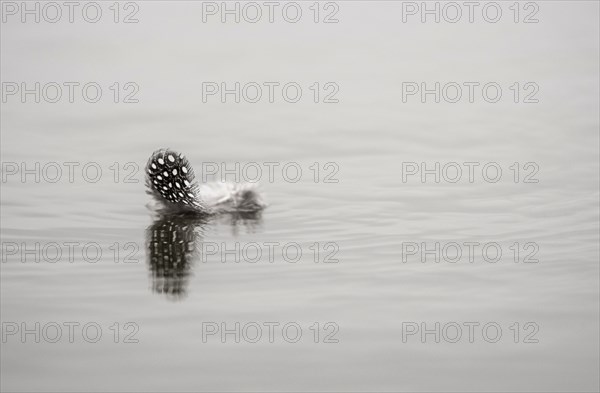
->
<box><xmin>1</xmin><ymin>1</ymin><xmax>599</xmax><ymax>392</ymax></box>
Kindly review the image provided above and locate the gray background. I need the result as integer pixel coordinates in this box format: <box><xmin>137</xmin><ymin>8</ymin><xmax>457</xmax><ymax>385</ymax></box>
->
<box><xmin>1</xmin><ymin>1</ymin><xmax>599</xmax><ymax>392</ymax></box>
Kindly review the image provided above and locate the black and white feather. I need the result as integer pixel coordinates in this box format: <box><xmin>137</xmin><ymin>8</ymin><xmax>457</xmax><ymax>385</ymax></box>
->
<box><xmin>145</xmin><ymin>148</ymin><xmax>265</xmax><ymax>215</ymax></box>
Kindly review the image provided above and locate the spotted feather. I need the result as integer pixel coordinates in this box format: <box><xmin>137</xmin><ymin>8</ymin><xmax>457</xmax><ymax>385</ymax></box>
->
<box><xmin>145</xmin><ymin>148</ymin><xmax>266</xmax><ymax>215</ymax></box>
<box><xmin>145</xmin><ymin>149</ymin><xmax>206</xmax><ymax>213</ymax></box>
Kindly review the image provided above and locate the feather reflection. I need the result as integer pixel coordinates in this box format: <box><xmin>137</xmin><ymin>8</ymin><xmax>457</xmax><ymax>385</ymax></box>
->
<box><xmin>145</xmin><ymin>211</ymin><xmax>263</xmax><ymax>300</ymax></box>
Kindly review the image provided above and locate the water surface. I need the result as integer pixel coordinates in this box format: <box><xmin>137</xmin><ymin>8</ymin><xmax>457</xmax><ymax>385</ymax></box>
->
<box><xmin>1</xmin><ymin>2</ymin><xmax>599</xmax><ymax>392</ymax></box>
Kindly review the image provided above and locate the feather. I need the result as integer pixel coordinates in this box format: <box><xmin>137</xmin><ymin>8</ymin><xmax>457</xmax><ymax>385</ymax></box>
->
<box><xmin>145</xmin><ymin>149</ymin><xmax>266</xmax><ymax>215</ymax></box>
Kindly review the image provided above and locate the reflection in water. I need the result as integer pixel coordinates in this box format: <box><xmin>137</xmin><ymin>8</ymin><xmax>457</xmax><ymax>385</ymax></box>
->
<box><xmin>146</xmin><ymin>213</ymin><xmax>208</xmax><ymax>300</ymax></box>
<box><xmin>214</xmin><ymin>210</ymin><xmax>264</xmax><ymax>236</ymax></box>
<box><xmin>145</xmin><ymin>211</ymin><xmax>263</xmax><ymax>300</ymax></box>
